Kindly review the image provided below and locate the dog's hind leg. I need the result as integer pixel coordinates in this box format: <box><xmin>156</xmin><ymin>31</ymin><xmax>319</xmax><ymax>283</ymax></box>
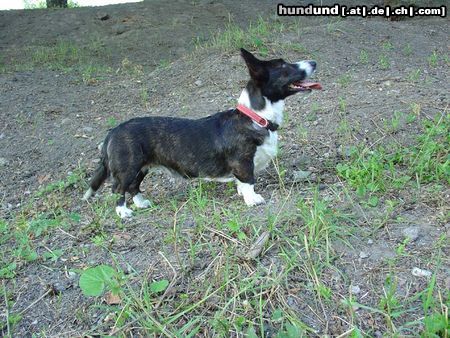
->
<box><xmin>83</xmin><ymin>161</ymin><xmax>108</xmax><ymax>201</ymax></box>
<box><xmin>112</xmin><ymin>173</ymin><xmax>135</xmax><ymax>219</ymax></box>
<box><xmin>130</xmin><ymin>169</ymin><xmax>151</xmax><ymax>209</ymax></box>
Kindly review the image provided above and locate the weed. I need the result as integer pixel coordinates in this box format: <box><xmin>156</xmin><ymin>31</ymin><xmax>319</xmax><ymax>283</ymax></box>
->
<box><xmin>379</xmin><ymin>54</ymin><xmax>390</xmax><ymax>70</ymax></box>
<box><xmin>408</xmin><ymin>68</ymin><xmax>421</xmax><ymax>82</ymax></box>
<box><xmin>79</xmin><ymin>264</ymin><xmax>125</xmax><ymax>296</ymax></box>
<box><xmin>157</xmin><ymin>59</ymin><xmax>171</xmax><ymax>70</ymax></box>
<box><xmin>337</xmin><ymin>146</ymin><xmax>400</xmax><ymax>196</ymax></box>
<box><xmin>385</xmin><ymin>110</ymin><xmax>403</xmax><ymax>133</ymax></box>
<box><xmin>140</xmin><ymin>87</ymin><xmax>149</xmax><ymax>108</ymax></box>
<box><xmin>209</xmin><ymin>17</ymin><xmax>282</xmax><ymax>54</ymax></box>
<box><xmin>379</xmin><ymin>275</ymin><xmax>404</xmax><ymax>332</ymax></box>
<box><xmin>42</xmin><ymin>248</ymin><xmax>64</xmax><ymax>262</ymax></box>
<box><xmin>382</xmin><ymin>41</ymin><xmax>394</xmax><ymax>52</ymax></box>
<box><xmin>337</xmin><ymin>112</ymin><xmax>449</xmax><ymax>197</ymax></box>
<box><xmin>428</xmin><ymin>50</ymin><xmax>438</xmax><ymax>67</ymax></box>
<box><xmin>106</xmin><ymin>116</ymin><xmax>118</xmax><ymax>128</ymax></box>
<box><xmin>297</xmin><ymin>189</ymin><xmax>341</xmax><ymax>253</ymax></box>
<box><xmin>326</xmin><ymin>18</ymin><xmax>343</xmax><ymax>35</ymax></box>
<box><xmin>338</xmin><ymin>72</ymin><xmax>352</xmax><ymax>88</ymax></box>
<box><xmin>120</xmin><ymin>57</ymin><xmax>144</xmax><ymax>77</ymax></box>
<box><xmin>223</xmin><ymin>210</ymin><xmax>248</xmax><ymax>240</ymax></box>
<box><xmin>338</xmin><ymin>96</ymin><xmax>346</xmax><ymax>113</ymax></box>
<box><xmin>403</xmin><ymin>43</ymin><xmax>413</xmax><ymax>56</ymax></box>
<box><xmin>359</xmin><ymin>49</ymin><xmax>369</xmax><ymax>64</ymax></box>
<box><xmin>1</xmin><ymin>39</ymin><xmax>113</xmax><ymax>81</ymax></box>
<box><xmin>37</xmin><ymin>169</ymin><xmax>85</xmax><ymax>196</ymax></box>
<box><xmin>289</xmin><ymin>42</ymin><xmax>308</xmax><ymax>54</ymax></box>
<box><xmin>409</xmin><ymin>114</ymin><xmax>449</xmax><ymax>185</ymax></box>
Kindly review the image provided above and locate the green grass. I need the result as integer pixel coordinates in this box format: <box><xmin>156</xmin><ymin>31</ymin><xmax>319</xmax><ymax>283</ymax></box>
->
<box><xmin>337</xmin><ymin>113</ymin><xmax>449</xmax><ymax>199</ymax></box>
<box><xmin>2</xmin><ymin>39</ymin><xmax>112</xmax><ymax>83</ymax></box>
<box><xmin>208</xmin><ymin>17</ymin><xmax>284</xmax><ymax>54</ymax></box>
<box><xmin>359</xmin><ymin>49</ymin><xmax>369</xmax><ymax>64</ymax></box>
<box><xmin>379</xmin><ymin>54</ymin><xmax>391</xmax><ymax>70</ymax></box>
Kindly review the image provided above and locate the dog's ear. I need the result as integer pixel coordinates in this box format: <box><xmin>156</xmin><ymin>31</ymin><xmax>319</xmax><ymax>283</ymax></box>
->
<box><xmin>240</xmin><ymin>48</ymin><xmax>267</xmax><ymax>83</ymax></box>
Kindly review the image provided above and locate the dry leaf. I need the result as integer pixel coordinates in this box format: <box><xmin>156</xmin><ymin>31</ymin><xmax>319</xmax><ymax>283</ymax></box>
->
<box><xmin>104</xmin><ymin>291</ymin><xmax>121</xmax><ymax>305</ymax></box>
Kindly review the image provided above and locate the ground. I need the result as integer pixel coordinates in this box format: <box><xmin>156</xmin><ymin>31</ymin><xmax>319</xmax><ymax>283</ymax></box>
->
<box><xmin>0</xmin><ymin>1</ymin><xmax>449</xmax><ymax>337</ymax></box>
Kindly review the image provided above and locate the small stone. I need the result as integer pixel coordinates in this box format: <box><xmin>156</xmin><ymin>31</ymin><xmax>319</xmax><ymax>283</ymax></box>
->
<box><xmin>61</xmin><ymin>118</ymin><xmax>71</xmax><ymax>124</ymax></box>
<box><xmin>411</xmin><ymin>267</ymin><xmax>432</xmax><ymax>278</ymax></box>
<box><xmin>402</xmin><ymin>227</ymin><xmax>419</xmax><ymax>242</ymax></box>
<box><xmin>292</xmin><ymin>170</ymin><xmax>311</xmax><ymax>182</ymax></box>
<box><xmin>230</xmin><ymin>55</ymin><xmax>241</xmax><ymax>64</ymax></box>
<box><xmin>367</xmin><ymin>239</ymin><xmax>374</xmax><ymax>245</ymax></box>
<box><xmin>0</xmin><ymin>157</ymin><xmax>8</xmax><ymax>166</ymax></box>
<box><xmin>194</xmin><ymin>80</ymin><xmax>203</xmax><ymax>86</ymax></box>
<box><xmin>445</xmin><ymin>276</ymin><xmax>450</xmax><ymax>290</ymax></box>
<box><xmin>49</xmin><ymin>282</ymin><xmax>65</xmax><ymax>295</ymax></box>
<box><xmin>350</xmin><ymin>285</ymin><xmax>361</xmax><ymax>294</ymax></box>
<box><xmin>96</xmin><ymin>12</ymin><xmax>110</xmax><ymax>20</ymax></box>
<box><xmin>0</xmin><ymin>133</ymin><xmax>4</xmax><ymax>139</ymax></box>
<box><xmin>338</xmin><ymin>145</ymin><xmax>353</xmax><ymax>158</ymax></box>
<box><xmin>112</xmin><ymin>24</ymin><xmax>127</xmax><ymax>35</ymax></box>
<box><xmin>92</xmin><ymin>158</ymin><xmax>100</xmax><ymax>163</ymax></box>
<box><xmin>359</xmin><ymin>251</ymin><xmax>369</xmax><ymax>259</ymax></box>
<box><xmin>82</xmin><ymin>126</ymin><xmax>93</xmax><ymax>133</ymax></box>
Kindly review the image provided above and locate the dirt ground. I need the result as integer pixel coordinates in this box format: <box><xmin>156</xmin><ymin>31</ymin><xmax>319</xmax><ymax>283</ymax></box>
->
<box><xmin>0</xmin><ymin>0</ymin><xmax>449</xmax><ymax>337</ymax></box>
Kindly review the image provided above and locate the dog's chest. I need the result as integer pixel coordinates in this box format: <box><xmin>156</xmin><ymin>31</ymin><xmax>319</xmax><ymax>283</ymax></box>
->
<box><xmin>253</xmin><ymin>131</ymin><xmax>278</xmax><ymax>172</ymax></box>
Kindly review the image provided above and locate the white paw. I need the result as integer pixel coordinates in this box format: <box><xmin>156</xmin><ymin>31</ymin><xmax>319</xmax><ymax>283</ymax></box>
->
<box><xmin>133</xmin><ymin>193</ymin><xmax>151</xmax><ymax>209</ymax></box>
<box><xmin>236</xmin><ymin>181</ymin><xmax>265</xmax><ymax>206</ymax></box>
<box><xmin>116</xmin><ymin>205</ymin><xmax>133</xmax><ymax>218</ymax></box>
<box><xmin>243</xmin><ymin>193</ymin><xmax>265</xmax><ymax>206</ymax></box>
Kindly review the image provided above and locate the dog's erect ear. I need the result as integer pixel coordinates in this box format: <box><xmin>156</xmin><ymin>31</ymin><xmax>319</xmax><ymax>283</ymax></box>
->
<box><xmin>240</xmin><ymin>48</ymin><xmax>267</xmax><ymax>83</ymax></box>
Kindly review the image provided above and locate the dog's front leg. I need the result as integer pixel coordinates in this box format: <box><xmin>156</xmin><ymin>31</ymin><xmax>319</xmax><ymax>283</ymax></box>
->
<box><xmin>236</xmin><ymin>180</ymin><xmax>265</xmax><ymax>206</ymax></box>
<box><xmin>233</xmin><ymin>160</ymin><xmax>265</xmax><ymax>206</ymax></box>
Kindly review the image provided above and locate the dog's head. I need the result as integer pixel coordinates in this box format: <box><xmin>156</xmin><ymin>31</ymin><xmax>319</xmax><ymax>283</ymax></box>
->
<box><xmin>241</xmin><ymin>48</ymin><xmax>321</xmax><ymax>102</ymax></box>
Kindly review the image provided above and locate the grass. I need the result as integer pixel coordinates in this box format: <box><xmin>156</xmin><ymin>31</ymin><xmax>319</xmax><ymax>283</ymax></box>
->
<box><xmin>2</xmin><ymin>110</ymin><xmax>448</xmax><ymax>335</ymax></box>
<box><xmin>2</xmin><ymin>39</ymin><xmax>112</xmax><ymax>83</ymax></box>
<box><xmin>337</xmin><ymin>113</ymin><xmax>449</xmax><ymax>199</ymax></box>
<box><xmin>208</xmin><ymin>17</ymin><xmax>285</xmax><ymax>55</ymax></box>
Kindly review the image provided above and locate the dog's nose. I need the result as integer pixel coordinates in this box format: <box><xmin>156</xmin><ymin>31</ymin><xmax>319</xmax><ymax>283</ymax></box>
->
<box><xmin>309</xmin><ymin>61</ymin><xmax>317</xmax><ymax>70</ymax></box>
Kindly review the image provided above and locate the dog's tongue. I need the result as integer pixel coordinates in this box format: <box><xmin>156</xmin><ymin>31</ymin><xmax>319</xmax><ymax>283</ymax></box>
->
<box><xmin>301</xmin><ymin>81</ymin><xmax>322</xmax><ymax>90</ymax></box>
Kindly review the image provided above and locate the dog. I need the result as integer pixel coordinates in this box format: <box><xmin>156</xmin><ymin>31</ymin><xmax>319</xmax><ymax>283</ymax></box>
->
<box><xmin>83</xmin><ymin>48</ymin><xmax>321</xmax><ymax>218</ymax></box>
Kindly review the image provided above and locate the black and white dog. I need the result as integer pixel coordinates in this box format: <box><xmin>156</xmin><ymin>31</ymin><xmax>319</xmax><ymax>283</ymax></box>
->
<box><xmin>83</xmin><ymin>49</ymin><xmax>321</xmax><ymax>218</ymax></box>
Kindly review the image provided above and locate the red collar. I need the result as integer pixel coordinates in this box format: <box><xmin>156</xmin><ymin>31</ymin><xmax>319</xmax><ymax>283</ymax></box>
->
<box><xmin>236</xmin><ymin>104</ymin><xmax>269</xmax><ymax>128</ymax></box>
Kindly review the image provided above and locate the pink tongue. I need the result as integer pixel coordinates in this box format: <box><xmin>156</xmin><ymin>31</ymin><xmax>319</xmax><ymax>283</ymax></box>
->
<box><xmin>301</xmin><ymin>81</ymin><xmax>322</xmax><ymax>90</ymax></box>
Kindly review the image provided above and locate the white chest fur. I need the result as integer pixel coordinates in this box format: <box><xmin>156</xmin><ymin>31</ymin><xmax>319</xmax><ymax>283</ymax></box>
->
<box><xmin>254</xmin><ymin>130</ymin><xmax>278</xmax><ymax>172</ymax></box>
<box><xmin>238</xmin><ymin>89</ymin><xmax>285</xmax><ymax>173</ymax></box>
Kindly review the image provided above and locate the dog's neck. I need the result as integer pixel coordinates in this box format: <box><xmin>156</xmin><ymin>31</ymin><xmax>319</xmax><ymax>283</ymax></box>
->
<box><xmin>237</xmin><ymin>84</ymin><xmax>285</xmax><ymax>127</ymax></box>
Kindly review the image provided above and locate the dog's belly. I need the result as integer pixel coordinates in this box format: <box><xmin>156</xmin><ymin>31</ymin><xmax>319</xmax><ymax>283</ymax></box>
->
<box><xmin>254</xmin><ymin>131</ymin><xmax>278</xmax><ymax>172</ymax></box>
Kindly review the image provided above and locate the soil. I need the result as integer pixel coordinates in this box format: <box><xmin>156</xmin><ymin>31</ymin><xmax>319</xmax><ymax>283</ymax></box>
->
<box><xmin>0</xmin><ymin>0</ymin><xmax>448</xmax><ymax>337</ymax></box>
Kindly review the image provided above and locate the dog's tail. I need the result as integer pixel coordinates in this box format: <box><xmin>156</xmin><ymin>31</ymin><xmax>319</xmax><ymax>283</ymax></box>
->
<box><xmin>83</xmin><ymin>139</ymin><xmax>109</xmax><ymax>201</ymax></box>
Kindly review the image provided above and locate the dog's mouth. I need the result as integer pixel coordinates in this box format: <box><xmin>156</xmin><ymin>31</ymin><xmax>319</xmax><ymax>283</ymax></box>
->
<box><xmin>289</xmin><ymin>80</ymin><xmax>322</xmax><ymax>91</ymax></box>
